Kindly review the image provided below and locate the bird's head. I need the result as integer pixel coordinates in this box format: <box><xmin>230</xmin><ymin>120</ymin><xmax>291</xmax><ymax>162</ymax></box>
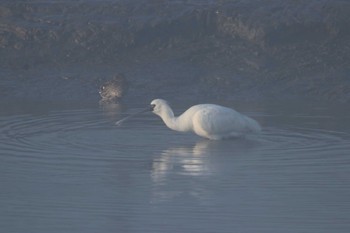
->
<box><xmin>150</xmin><ymin>99</ymin><xmax>170</xmax><ymax>116</ymax></box>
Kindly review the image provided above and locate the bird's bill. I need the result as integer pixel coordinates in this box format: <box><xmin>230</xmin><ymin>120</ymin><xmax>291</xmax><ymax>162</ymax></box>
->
<box><xmin>115</xmin><ymin>105</ymin><xmax>154</xmax><ymax>126</ymax></box>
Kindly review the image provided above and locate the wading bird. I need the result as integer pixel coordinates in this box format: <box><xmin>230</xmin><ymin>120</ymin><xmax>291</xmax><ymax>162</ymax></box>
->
<box><xmin>116</xmin><ymin>99</ymin><xmax>261</xmax><ymax>140</ymax></box>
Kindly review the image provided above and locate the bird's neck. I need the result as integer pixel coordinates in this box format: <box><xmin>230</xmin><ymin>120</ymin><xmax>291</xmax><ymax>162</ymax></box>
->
<box><xmin>159</xmin><ymin>107</ymin><xmax>179</xmax><ymax>131</ymax></box>
<box><xmin>158</xmin><ymin>105</ymin><xmax>192</xmax><ymax>132</ymax></box>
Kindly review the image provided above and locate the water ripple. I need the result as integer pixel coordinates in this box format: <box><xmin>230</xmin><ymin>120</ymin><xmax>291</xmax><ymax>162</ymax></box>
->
<box><xmin>258</xmin><ymin>126</ymin><xmax>350</xmax><ymax>155</ymax></box>
<box><xmin>1</xmin><ymin>108</ymin><xmax>350</xmax><ymax>233</ymax></box>
<box><xmin>1</xmin><ymin>109</ymin><xmax>349</xmax><ymax>161</ymax></box>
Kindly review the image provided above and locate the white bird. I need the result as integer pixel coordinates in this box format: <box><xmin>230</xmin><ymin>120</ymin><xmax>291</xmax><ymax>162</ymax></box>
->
<box><xmin>149</xmin><ymin>99</ymin><xmax>261</xmax><ymax>140</ymax></box>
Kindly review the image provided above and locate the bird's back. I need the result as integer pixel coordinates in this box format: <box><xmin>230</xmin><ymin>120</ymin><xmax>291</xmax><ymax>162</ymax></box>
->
<box><xmin>189</xmin><ymin>104</ymin><xmax>260</xmax><ymax>139</ymax></box>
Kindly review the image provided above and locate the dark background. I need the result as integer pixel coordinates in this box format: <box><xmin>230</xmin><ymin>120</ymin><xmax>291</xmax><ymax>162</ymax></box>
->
<box><xmin>1</xmin><ymin>0</ymin><xmax>349</xmax><ymax>103</ymax></box>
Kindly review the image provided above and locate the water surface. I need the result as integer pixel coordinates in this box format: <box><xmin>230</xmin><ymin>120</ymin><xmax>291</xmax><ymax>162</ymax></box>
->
<box><xmin>0</xmin><ymin>101</ymin><xmax>349</xmax><ymax>233</ymax></box>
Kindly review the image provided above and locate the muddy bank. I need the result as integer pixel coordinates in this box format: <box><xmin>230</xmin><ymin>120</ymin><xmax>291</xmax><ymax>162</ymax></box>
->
<box><xmin>0</xmin><ymin>0</ymin><xmax>349</xmax><ymax>103</ymax></box>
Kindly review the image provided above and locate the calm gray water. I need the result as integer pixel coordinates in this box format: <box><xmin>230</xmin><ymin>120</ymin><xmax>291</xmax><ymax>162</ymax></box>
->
<box><xmin>0</xmin><ymin>101</ymin><xmax>349</xmax><ymax>233</ymax></box>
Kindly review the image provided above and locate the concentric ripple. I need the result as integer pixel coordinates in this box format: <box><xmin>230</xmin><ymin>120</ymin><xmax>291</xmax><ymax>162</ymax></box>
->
<box><xmin>258</xmin><ymin>126</ymin><xmax>350</xmax><ymax>155</ymax></box>
<box><xmin>0</xmin><ymin>108</ymin><xmax>170</xmax><ymax>166</ymax></box>
<box><xmin>0</xmin><ymin>110</ymin><xmax>350</xmax><ymax>156</ymax></box>
<box><xmin>1</xmin><ymin>107</ymin><xmax>350</xmax><ymax>233</ymax></box>
<box><xmin>1</xmin><ymin>108</ymin><xmax>349</xmax><ymax>164</ymax></box>
<box><xmin>0</xmin><ymin>109</ymin><xmax>118</xmax><ymax>165</ymax></box>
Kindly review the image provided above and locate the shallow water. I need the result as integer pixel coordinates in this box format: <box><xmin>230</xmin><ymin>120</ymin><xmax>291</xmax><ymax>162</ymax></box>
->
<box><xmin>0</xmin><ymin>101</ymin><xmax>349</xmax><ymax>233</ymax></box>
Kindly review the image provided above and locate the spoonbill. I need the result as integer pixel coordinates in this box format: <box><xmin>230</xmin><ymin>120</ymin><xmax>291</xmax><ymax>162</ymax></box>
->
<box><xmin>116</xmin><ymin>99</ymin><xmax>261</xmax><ymax>140</ymax></box>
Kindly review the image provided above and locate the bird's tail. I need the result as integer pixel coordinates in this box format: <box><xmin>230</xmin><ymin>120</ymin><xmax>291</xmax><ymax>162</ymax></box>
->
<box><xmin>245</xmin><ymin>117</ymin><xmax>262</xmax><ymax>133</ymax></box>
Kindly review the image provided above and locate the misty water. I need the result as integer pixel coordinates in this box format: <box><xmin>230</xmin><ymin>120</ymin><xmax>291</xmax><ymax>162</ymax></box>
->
<box><xmin>1</xmin><ymin>0</ymin><xmax>350</xmax><ymax>232</ymax></box>
<box><xmin>0</xmin><ymin>101</ymin><xmax>349</xmax><ymax>233</ymax></box>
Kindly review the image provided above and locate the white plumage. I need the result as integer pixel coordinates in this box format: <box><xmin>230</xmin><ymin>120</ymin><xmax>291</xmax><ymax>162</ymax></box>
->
<box><xmin>150</xmin><ymin>99</ymin><xmax>261</xmax><ymax>140</ymax></box>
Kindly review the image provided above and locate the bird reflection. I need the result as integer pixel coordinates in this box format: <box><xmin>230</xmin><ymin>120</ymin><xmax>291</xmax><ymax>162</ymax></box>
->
<box><xmin>151</xmin><ymin>140</ymin><xmax>214</xmax><ymax>204</ymax></box>
<box><xmin>99</xmin><ymin>101</ymin><xmax>126</xmax><ymax>121</ymax></box>
<box><xmin>152</xmin><ymin>140</ymin><xmax>212</xmax><ymax>182</ymax></box>
<box><xmin>150</xmin><ymin>138</ymin><xmax>259</xmax><ymax>204</ymax></box>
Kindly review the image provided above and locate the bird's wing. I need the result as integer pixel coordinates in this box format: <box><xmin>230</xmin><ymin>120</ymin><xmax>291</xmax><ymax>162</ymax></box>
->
<box><xmin>194</xmin><ymin>106</ymin><xmax>252</xmax><ymax>136</ymax></box>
